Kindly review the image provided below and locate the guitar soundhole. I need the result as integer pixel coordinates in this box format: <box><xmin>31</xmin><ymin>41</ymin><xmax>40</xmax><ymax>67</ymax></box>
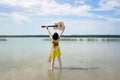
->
<box><xmin>60</xmin><ymin>25</ymin><xmax>62</xmax><ymax>27</ymax></box>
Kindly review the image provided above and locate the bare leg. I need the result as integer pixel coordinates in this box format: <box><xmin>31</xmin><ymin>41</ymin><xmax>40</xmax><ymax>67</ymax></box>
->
<box><xmin>48</xmin><ymin>50</ymin><xmax>52</xmax><ymax>63</ymax></box>
<box><xmin>48</xmin><ymin>53</ymin><xmax>51</xmax><ymax>63</ymax></box>
<box><xmin>57</xmin><ymin>56</ymin><xmax>62</xmax><ymax>69</ymax></box>
<box><xmin>50</xmin><ymin>59</ymin><xmax>55</xmax><ymax>70</ymax></box>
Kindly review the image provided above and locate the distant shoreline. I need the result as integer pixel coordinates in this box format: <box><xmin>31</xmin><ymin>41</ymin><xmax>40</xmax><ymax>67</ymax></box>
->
<box><xmin>0</xmin><ymin>35</ymin><xmax>120</xmax><ymax>38</ymax></box>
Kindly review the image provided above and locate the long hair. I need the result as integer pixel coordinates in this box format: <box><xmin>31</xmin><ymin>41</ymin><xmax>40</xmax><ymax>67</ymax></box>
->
<box><xmin>52</xmin><ymin>32</ymin><xmax>59</xmax><ymax>40</ymax></box>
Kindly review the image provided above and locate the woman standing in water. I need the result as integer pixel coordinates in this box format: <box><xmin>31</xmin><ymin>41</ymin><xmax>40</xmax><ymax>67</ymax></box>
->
<box><xmin>46</xmin><ymin>26</ymin><xmax>65</xmax><ymax>70</ymax></box>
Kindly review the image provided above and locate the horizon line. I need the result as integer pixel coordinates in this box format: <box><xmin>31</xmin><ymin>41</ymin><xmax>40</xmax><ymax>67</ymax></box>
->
<box><xmin>0</xmin><ymin>34</ymin><xmax>120</xmax><ymax>38</ymax></box>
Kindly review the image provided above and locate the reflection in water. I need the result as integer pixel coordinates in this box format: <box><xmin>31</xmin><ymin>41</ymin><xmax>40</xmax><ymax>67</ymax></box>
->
<box><xmin>47</xmin><ymin>70</ymin><xmax>62</xmax><ymax>80</ymax></box>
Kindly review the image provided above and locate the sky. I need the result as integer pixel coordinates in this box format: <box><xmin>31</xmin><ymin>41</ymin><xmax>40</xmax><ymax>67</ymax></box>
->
<box><xmin>0</xmin><ymin>0</ymin><xmax>120</xmax><ymax>35</ymax></box>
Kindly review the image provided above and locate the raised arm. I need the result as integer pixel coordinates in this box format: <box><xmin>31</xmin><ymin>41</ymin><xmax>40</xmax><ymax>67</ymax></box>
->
<box><xmin>59</xmin><ymin>27</ymin><xmax>65</xmax><ymax>38</ymax></box>
<box><xmin>46</xmin><ymin>26</ymin><xmax>52</xmax><ymax>40</ymax></box>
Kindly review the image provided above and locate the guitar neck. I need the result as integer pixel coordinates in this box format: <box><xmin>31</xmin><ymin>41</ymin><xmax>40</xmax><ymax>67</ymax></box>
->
<box><xmin>41</xmin><ymin>25</ymin><xmax>57</xmax><ymax>28</ymax></box>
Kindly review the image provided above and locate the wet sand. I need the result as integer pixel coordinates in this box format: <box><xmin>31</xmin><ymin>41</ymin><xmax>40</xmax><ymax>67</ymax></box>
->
<box><xmin>0</xmin><ymin>60</ymin><xmax>120</xmax><ymax>80</ymax></box>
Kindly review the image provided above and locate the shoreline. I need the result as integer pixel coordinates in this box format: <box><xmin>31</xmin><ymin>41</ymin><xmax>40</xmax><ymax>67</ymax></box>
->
<box><xmin>0</xmin><ymin>35</ymin><xmax>120</xmax><ymax>38</ymax></box>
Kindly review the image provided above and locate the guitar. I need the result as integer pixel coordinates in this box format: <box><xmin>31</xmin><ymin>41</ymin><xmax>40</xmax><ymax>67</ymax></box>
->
<box><xmin>41</xmin><ymin>22</ymin><xmax>65</xmax><ymax>30</ymax></box>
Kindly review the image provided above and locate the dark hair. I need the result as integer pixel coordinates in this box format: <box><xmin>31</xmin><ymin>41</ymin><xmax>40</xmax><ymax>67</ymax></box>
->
<box><xmin>52</xmin><ymin>32</ymin><xmax>59</xmax><ymax>40</ymax></box>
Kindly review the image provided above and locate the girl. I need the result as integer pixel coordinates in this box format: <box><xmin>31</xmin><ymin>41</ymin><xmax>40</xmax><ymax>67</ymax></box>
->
<box><xmin>46</xmin><ymin>26</ymin><xmax>64</xmax><ymax>70</ymax></box>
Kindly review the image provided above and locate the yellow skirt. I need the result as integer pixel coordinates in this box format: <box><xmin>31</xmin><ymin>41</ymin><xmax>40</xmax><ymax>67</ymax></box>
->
<box><xmin>51</xmin><ymin>46</ymin><xmax>61</xmax><ymax>60</ymax></box>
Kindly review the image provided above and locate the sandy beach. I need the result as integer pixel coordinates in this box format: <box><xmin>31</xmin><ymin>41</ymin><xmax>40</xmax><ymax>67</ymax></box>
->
<box><xmin>0</xmin><ymin>60</ymin><xmax>119</xmax><ymax>80</ymax></box>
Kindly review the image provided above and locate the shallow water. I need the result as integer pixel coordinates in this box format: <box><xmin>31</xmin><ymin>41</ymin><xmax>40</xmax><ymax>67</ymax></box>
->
<box><xmin>0</xmin><ymin>37</ymin><xmax>120</xmax><ymax>80</ymax></box>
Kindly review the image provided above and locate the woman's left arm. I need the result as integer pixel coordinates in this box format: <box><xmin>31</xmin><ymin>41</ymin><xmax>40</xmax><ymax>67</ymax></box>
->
<box><xmin>46</xmin><ymin>26</ymin><xmax>52</xmax><ymax>40</ymax></box>
<box><xmin>59</xmin><ymin>27</ymin><xmax>65</xmax><ymax>38</ymax></box>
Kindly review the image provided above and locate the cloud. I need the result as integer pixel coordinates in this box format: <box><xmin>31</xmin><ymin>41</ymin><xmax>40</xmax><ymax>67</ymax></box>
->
<box><xmin>0</xmin><ymin>0</ymin><xmax>38</xmax><ymax>8</ymax></box>
<box><xmin>10</xmin><ymin>12</ymin><xmax>30</xmax><ymax>23</ymax></box>
<box><xmin>0</xmin><ymin>0</ymin><xmax>119</xmax><ymax>23</ymax></box>
<box><xmin>0</xmin><ymin>12</ymin><xmax>9</xmax><ymax>17</ymax></box>
<box><xmin>59</xmin><ymin>18</ymin><xmax>120</xmax><ymax>35</ymax></box>
<box><xmin>0</xmin><ymin>12</ymin><xmax>30</xmax><ymax>23</ymax></box>
<box><xmin>22</xmin><ymin>0</ymin><xmax>91</xmax><ymax>17</ymax></box>
<box><xmin>97</xmin><ymin>0</ymin><xmax>120</xmax><ymax>11</ymax></box>
<box><xmin>74</xmin><ymin>0</ymin><xmax>91</xmax><ymax>4</ymax></box>
<box><xmin>0</xmin><ymin>0</ymin><xmax>91</xmax><ymax>17</ymax></box>
<box><xmin>106</xmin><ymin>17</ymin><xmax>120</xmax><ymax>22</ymax></box>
